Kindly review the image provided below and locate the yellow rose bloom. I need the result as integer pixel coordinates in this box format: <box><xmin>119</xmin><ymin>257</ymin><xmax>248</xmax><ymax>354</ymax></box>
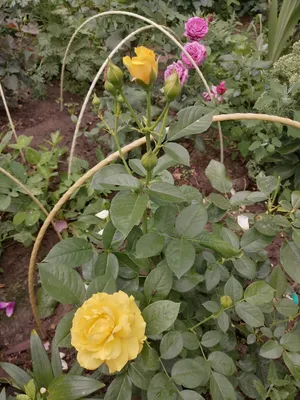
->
<box><xmin>71</xmin><ymin>291</ymin><xmax>146</xmax><ymax>373</ymax></box>
<box><xmin>123</xmin><ymin>46</ymin><xmax>158</xmax><ymax>85</ymax></box>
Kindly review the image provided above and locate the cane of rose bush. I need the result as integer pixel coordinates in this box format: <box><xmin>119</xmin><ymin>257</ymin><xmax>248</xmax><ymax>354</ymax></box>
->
<box><xmin>71</xmin><ymin>291</ymin><xmax>146</xmax><ymax>372</ymax></box>
<box><xmin>184</xmin><ymin>16</ymin><xmax>209</xmax><ymax>41</ymax></box>
<box><xmin>123</xmin><ymin>46</ymin><xmax>158</xmax><ymax>85</ymax></box>
<box><xmin>181</xmin><ymin>41</ymin><xmax>207</xmax><ymax>69</ymax></box>
<box><xmin>164</xmin><ymin>60</ymin><xmax>189</xmax><ymax>86</ymax></box>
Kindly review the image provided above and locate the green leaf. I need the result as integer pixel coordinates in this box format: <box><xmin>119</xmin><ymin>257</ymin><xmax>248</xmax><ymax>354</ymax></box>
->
<box><xmin>86</xmin><ymin>274</ymin><xmax>116</xmax><ymax>298</ymax></box>
<box><xmin>291</xmin><ymin>190</ymin><xmax>300</xmax><ymax>210</ymax></box>
<box><xmin>238</xmin><ymin>372</ymin><xmax>262</xmax><ymax>399</ymax></box>
<box><xmin>280</xmin><ymin>333</ymin><xmax>300</xmax><ymax>352</ymax></box>
<box><xmin>209</xmin><ymin>193</ymin><xmax>231</xmax><ymax>210</ymax></box>
<box><xmin>100</xmin><ymin>174</ymin><xmax>141</xmax><ymax>190</ymax></box>
<box><xmin>104</xmin><ymin>375</ymin><xmax>131</xmax><ymax>400</ymax></box>
<box><xmin>92</xmin><ymin>252</ymin><xmax>119</xmax><ymax>279</ymax></box>
<box><xmin>54</xmin><ymin>310</ymin><xmax>75</xmax><ymax>348</ymax></box>
<box><xmin>269</xmin><ymin>265</ymin><xmax>287</xmax><ymax>297</ymax></box>
<box><xmin>165</xmin><ymin>238</ymin><xmax>196</xmax><ymax>278</ymax></box>
<box><xmin>175</xmin><ymin>204</ymin><xmax>208</xmax><ymax>238</ymax></box>
<box><xmin>129</xmin><ymin>159</ymin><xmax>146</xmax><ymax>176</ymax></box>
<box><xmin>51</xmin><ymin>341</ymin><xmax>62</xmax><ymax>378</ymax></box>
<box><xmin>144</xmin><ymin>264</ymin><xmax>173</xmax><ymax>300</ymax></box>
<box><xmin>37</xmin><ymin>286</ymin><xmax>58</xmax><ymax>319</ymax></box>
<box><xmin>160</xmin><ymin>331</ymin><xmax>183</xmax><ymax>360</ymax></box>
<box><xmin>128</xmin><ymin>361</ymin><xmax>154</xmax><ymax>390</ymax></box>
<box><xmin>180</xmin><ymin>391</ymin><xmax>205</xmax><ymax>400</ymax></box>
<box><xmin>233</xmin><ymin>255</ymin><xmax>256</xmax><ymax>279</ymax></box>
<box><xmin>172</xmin><ymin>272</ymin><xmax>204</xmax><ymax>293</ymax></box>
<box><xmin>254</xmin><ymin>214</ymin><xmax>280</xmax><ymax>237</ymax></box>
<box><xmin>26</xmin><ymin>147</ymin><xmax>41</xmax><ymax>165</ymax></box>
<box><xmin>25</xmin><ymin>210</ymin><xmax>40</xmax><ymax>227</ymax></box>
<box><xmin>171</xmin><ymin>357</ymin><xmax>210</xmax><ymax>389</ymax></box>
<box><xmin>235</xmin><ymin>302</ymin><xmax>264</xmax><ymax>327</ymax></box>
<box><xmin>154</xmin><ymin>206</ymin><xmax>177</xmax><ymax>234</ymax></box>
<box><xmin>136</xmin><ymin>233</ymin><xmax>165</xmax><ymax>258</ymax></box>
<box><xmin>43</xmin><ymin>238</ymin><xmax>93</xmax><ymax>268</ymax></box>
<box><xmin>110</xmin><ymin>191</ymin><xmax>149</xmax><ymax>238</ymax></box>
<box><xmin>102</xmin><ymin>220</ymin><xmax>124</xmax><ymax>250</ymax></box>
<box><xmin>217</xmin><ymin>311</ymin><xmax>230</xmax><ymax>333</ymax></box>
<box><xmin>141</xmin><ymin>345</ymin><xmax>160</xmax><ymax>371</ymax></box>
<box><xmin>164</xmin><ymin>142</ymin><xmax>190</xmax><ymax>166</ymax></box>
<box><xmin>30</xmin><ymin>329</ymin><xmax>54</xmax><ymax>388</ymax></box>
<box><xmin>201</xmin><ymin>331</ymin><xmax>222</xmax><ymax>348</ymax></box>
<box><xmin>205</xmin><ymin>265</ymin><xmax>220</xmax><ymax>291</ymax></box>
<box><xmin>283</xmin><ymin>351</ymin><xmax>300</xmax><ymax>380</ymax></box>
<box><xmin>280</xmin><ymin>241</ymin><xmax>300</xmax><ymax>283</ymax></box>
<box><xmin>276</xmin><ymin>298</ymin><xmax>299</xmax><ymax>317</ymax></box>
<box><xmin>153</xmin><ymin>155</ymin><xmax>178</xmax><ymax>175</ymax></box>
<box><xmin>256</xmin><ymin>173</ymin><xmax>278</xmax><ymax>194</ymax></box>
<box><xmin>198</xmin><ymin>233</ymin><xmax>242</xmax><ymax>258</ymax></box>
<box><xmin>0</xmin><ymin>195</ymin><xmax>11</xmax><ymax>211</ymax></box>
<box><xmin>147</xmin><ymin>372</ymin><xmax>177</xmax><ymax>400</ymax></box>
<box><xmin>210</xmin><ymin>372</ymin><xmax>237</xmax><ymax>400</ymax></box>
<box><xmin>244</xmin><ymin>281</ymin><xmax>275</xmax><ymax>305</ymax></box>
<box><xmin>241</xmin><ymin>228</ymin><xmax>272</xmax><ymax>253</ymax></box>
<box><xmin>259</xmin><ymin>340</ymin><xmax>283</xmax><ymax>359</ymax></box>
<box><xmin>221</xmin><ymin>227</ymin><xmax>239</xmax><ymax>249</ymax></box>
<box><xmin>47</xmin><ymin>375</ymin><xmax>105</xmax><ymax>400</ymax></box>
<box><xmin>205</xmin><ymin>160</ymin><xmax>232</xmax><ymax>193</ymax></box>
<box><xmin>146</xmin><ymin>182</ymin><xmax>186</xmax><ymax>203</ymax></box>
<box><xmin>224</xmin><ymin>276</ymin><xmax>243</xmax><ymax>303</ymax></box>
<box><xmin>142</xmin><ymin>300</ymin><xmax>180</xmax><ymax>336</ymax></box>
<box><xmin>182</xmin><ymin>332</ymin><xmax>200</xmax><ymax>350</ymax></box>
<box><xmin>0</xmin><ymin>388</ymin><xmax>5</xmax><ymax>400</ymax></box>
<box><xmin>167</xmin><ymin>107</ymin><xmax>213</xmax><ymax>141</ymax></box>
<box><xmin>91</xmin><ymin>164</ymin><xmax>127</xmax><ymax>190</ymax></box>
<box><xmin>208</xmin><ymin>352</ymin><xmax>236</xmax><ymax>376</ymax></box>
<box><xmin>39</xmin><ymin>264</ymin><xmax>86</xmax><ymax>304</ymax></box>
<box><xmin>0</xmin><ymin>363</ymin><xmax>31</xmax><ymax>390</ymax></box>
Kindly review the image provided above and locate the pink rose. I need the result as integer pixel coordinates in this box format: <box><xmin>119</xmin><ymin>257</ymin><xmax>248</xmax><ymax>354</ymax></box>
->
<box><xmin>184</xmin><ymin>17</ymin><xmax>209</xmax><ymax>41</ymax></box>
<box><xmin>164</xmin><ymin>60</ymin><xmax>189</xmax><ymax>86</ymax></box>
<box><xmin>216</xmin><ymin>80</ymin><xmax>226</xmax><ymax>95</ymax></box>
<box><xmin>181</xmin><ymin>42</ymin><xmax>207</xmax><ymax>69</ymax></box>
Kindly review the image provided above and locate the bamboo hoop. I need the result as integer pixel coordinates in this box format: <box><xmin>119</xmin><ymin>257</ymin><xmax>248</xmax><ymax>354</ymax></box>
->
<box><xmin>28</xmin><ymin>112</ymin><xmax>300</xmax><ymax>334</ymax></box>
<box><xmin>0</xmin><ymin>167</ymin><xmax>62</xmax><ymax>240</ymax></box>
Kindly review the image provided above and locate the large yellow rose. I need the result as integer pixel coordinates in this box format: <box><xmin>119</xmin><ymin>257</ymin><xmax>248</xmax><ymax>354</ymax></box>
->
<box><xmin>123</xmin><ymin>46</ymin><xmax>158</xmax><ymax>85</ymax></box>
<box><xmin>71</xmin><ymin>291</ymin><xmax>146</xmax><ymax>373</ymax></box>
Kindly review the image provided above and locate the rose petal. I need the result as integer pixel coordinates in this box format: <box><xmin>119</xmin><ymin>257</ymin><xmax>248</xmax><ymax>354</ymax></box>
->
<box><xmin>5</xmin><ymin>301</ymin><xmax>15</xmax><ymax>317</ymax></box>
<box><xmin>55</xmin><ymin>220</ymin><xmax>68</xmax><ymax>233</ymax></box>
<box><xmin>237</xmin><ymin>215</ymin><xmax>250</xmax><ymax>230</ymax></box>
<box><xmin>95</xmin><ymin>210</ymin><xmax>109</xmax><ymax>220</ymax></box>
<box><xmin>0</xmin><ymin>301</ymin><xmax>9</xmax><ymax>310</ymax></box>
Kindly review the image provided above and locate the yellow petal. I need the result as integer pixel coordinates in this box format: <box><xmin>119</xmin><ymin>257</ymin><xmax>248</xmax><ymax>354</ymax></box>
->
<box><xmin>77</xmin><ymin>350</ymin><xmax>103</xmax><ymax>370</ymax></box>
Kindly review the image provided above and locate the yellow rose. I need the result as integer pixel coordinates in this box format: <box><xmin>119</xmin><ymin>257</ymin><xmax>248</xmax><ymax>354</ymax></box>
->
<box><xmin>71</xmin><ymin>291</ymin><xmax>146</xmax><ymax>373</ymax></box>
<box><xmin>123</xmin><ymin>46</ymin><xmax>158</xmax><ymax>85</ymax></box>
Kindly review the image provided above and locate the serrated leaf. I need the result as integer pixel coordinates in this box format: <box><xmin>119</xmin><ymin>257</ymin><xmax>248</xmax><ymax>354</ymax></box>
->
<box><xmin>269</xmin><ymin>265</ymin><xmax>287</xmax><ymax>297</ymax></box>
<box><xmin>280</xmin><ymin>333</ymin><xmax>300</xmax><ymax>352</ymax></box>
<box><xmin>86</xmin><ymin>274</ymin><xmax>116</xmax><ymax>298</ymax></box>
<box><xmin>136</xmin><ymin>233</ymin><xmax>165</xmax><ymax>258</ymax></box>
<box><xmin>283</xmin><ymin>351</ymin><xmax>300</xmax><ymax>380</ymax></box>
<box><xmin>175</xmin><ymin>203</ymin><xmax>208</xmax><ymax>238</ymax></box>
<box><xmin>160</xmin><ymin>331</ymin><xmax>183</xmax><ymax>360</ymax></box>
<box><xmin>235</xmin><ymin>302</ymin><xmax>264</xmax><ymax>327</ymax></box>
<box><xmin>147</xmin><ymin>372</ymin><xmax>177</xmax><ymax>400</ymax></box>
<box><xmin>244</xmin><ymin>281</ymin><xmax>275</xmax><ymax>305</ymax></box>
<box><xmin>171</xmin><ymin>357</ymin><xmax>210</xmax><ymax>388</ymax></box>
<box><xmin>128</xmin><ymin>361</ymin><xmax>154</xmax><ymax>390</ymax></box>
<box><xmin>210</xmin><ymin>372</ymin><xmax>237</xmax><ymax>400</ymax></box>
<box><xmin>259</xmin><ymin>340</ymin><xmax>283</xmax><ymax>359</ymax></box>
<box><xmin>164</xmin><ymin>142</ymin><xmax>190</xmax><ymax>166</ymax></box>
<box><xmin>201</xmin><ymin>331</ymin><xmax>222</xmax><ymax>348</ymax></box>
<box><xmin>142</xmin><ymin>300</ymin><xmax>180</xmax><ymax>336</ymax></box>
<box><xmin>208</xmin><ymin>352</ymin><xmax>236</xmax><ymax>376</ymax></box>
<box><xmin>233</xmin><ymin>254</ymin><xmax>256</xmax><ymax>279</ymax></box>
<box><xmin>146</xmin><ymin>182</ymin><xmax>186</xmax><ymax>203</ymax></box>
<box><xmin>144</xmin><ymin>264</ymin><xmax>173</xmax><ymax>300</ymax></box>
<box><xmin>43</xmin><ymin>238</ymin><xmax>93</xmax><ymax>268</ymax></box>
<box><xmin>224</xmin><ymin>276</ymin><xmax>243</xmax><ymax>303</ymax></box>
<box><xmin>276</xmin><ymin>298</ymin><xmax>299</xmax><ymax>317</ymax></box>
<box><xmin>165</xmin><ymin>238</ymin><xmax>196</xmax><ymax>278</ymax></box>
<box><xmin>280</xmin><ymin>241</ymin><xmax>300</xmax><ymax>283</ymax></box>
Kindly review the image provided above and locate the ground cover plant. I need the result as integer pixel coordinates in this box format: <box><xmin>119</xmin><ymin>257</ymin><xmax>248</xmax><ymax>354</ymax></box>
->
<box><xmin>2</xmin><ymin>2</ymin><xmax>300</xmax><ymax>400</ymax></box>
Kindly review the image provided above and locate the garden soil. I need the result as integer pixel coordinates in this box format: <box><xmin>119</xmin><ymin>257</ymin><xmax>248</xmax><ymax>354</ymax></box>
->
<box><xmin>0</xmin><ymin>85</ymin><xmax>284</xmax><ymax>391</ymax></box>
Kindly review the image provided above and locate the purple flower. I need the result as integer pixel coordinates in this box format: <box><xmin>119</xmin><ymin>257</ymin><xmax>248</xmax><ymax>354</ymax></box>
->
<box><xmin>216</xmin><ymin>80</ymin><xmax>226</xmax><ymax>95</ymax></box>
<box><xmin>181</xmin><ymin>42</ymin><xmax>207</xmax><ymax>69</ymax></box>
<box><xmin>164</xmin><ymin>60</ymin><xmax>189</xmax><ymax>86</ymax></box>
<box><xmin>0</xmin><ymin>301</ymin><xmax>15</xmax><ymax>317</ymax></box>
<box><xmin>184</xmin><ymin>17</ymin><xmax>209</xmax><ymax>41</ymax></box>
<box><xmin>202</xmin><ymin>84</ymin><xmax>225</xmax><ymax>103</ymax></box>
<box><xmin>55</xmin><ymin>220</ymin><xmax>68</xmax><ymax>233</ymax></box>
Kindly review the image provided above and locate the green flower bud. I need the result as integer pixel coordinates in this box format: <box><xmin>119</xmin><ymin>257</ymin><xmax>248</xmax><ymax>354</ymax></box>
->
<box><xmin>107</xmin><ymin>60</ymin><xmax>123</xmax><ymax>89</ymax></box>
<box><xmin>163</xmin><ymin>71</ymin><xmax>181</xmax><ymax>101</ymax></box>
<box><xmin>92</xmin><ymin>93</ymin><xmax>100</xmax><ymax>106</ymax></box>
<box><xmin>117</xmin><ymin>94</ymin><xmax>124</xmax><ymax>104</ymax></box>
<box><xmin>104</xmin><ymin>80</ymin><xmax>117</xmax><ymax>96</ymax></box>
<box><xmin>220</xmin><ymin>295</ymin><xmax>233</xmax><ymax>308</ymax></box>
<box><xmin>141</xmin><ymin>151</ymin><xmax>158</xmax><ymax>172</ymax></box>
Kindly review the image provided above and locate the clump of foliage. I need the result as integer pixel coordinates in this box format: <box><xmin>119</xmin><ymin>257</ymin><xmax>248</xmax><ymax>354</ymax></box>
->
<box><xmin>272</xmin><ymin>40</ymin><xmax>300</xmax><ymax>85</ymax></box>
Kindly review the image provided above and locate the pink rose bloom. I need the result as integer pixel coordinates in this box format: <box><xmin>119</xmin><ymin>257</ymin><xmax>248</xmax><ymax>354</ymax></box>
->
<box><xmin>216</xmin><ymin>81</ymin><xmax>226</xmax><ymax>95</ymax></box>
<box><xmin>164</xmin><ymin>60</ymin><xmax>189</xmax><ymax>86</ymax></box>
<box><xmin>181</xmin><ymin>42</ymin><xmax>207</xmax><ymax>69</ymax></box>
<box><xmin>184</xmin><ymin>17</ymin><xmax>209</xmax><ymax>41</ymax></box>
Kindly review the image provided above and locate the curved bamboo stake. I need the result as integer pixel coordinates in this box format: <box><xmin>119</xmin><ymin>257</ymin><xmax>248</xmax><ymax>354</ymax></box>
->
<box><xmin>29</xmin><ymin>112</ymin><xmax>300</xmax><ymax>333</ymax></box>
<box><xmin>0</xmin><ymin>167</ymin><xmax>62</xmax><ymax>241</ymax></box>
<box><xmin>0</xmin><ymin>83</ymin><xmax>26</xmax><ymax>164</ymax></box>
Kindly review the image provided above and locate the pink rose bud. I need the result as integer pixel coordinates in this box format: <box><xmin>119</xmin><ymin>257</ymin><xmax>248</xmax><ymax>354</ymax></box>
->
<box><xmin>181</xmin><ymin>42</ymin><xmax>207</xmax><ymax>69</ymax></box>
<box><xmin>216</xmin><ymin>81</ymin><xmax>226</xmax><ymax>95</ymax></box>
<box><xmin>208</xmin><ymin>14</ymin><xmax>214</xmax><ymax>23</ymax></box>
<box><xmin>184</xmin><ymin>17</ymin><xmax>209</xmax><ymax>41</ymax></box>
<box><xmin>164</xmin><ymin>60</ymin><xmax>189</xmax><ymax>86</ymax></box>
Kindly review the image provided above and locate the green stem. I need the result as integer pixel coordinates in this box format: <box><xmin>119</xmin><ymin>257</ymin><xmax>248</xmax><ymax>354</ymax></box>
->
<box><xmin>150</xmin><ymin>102</ymin><xmax>170</xmax><ymax>131</ymax></box>
<box><xmin>142</xmin><ymin>211</ymin><xmax>148</xmax><ymax>234</ymax></box>
<box><xmin>217</xmin><ymin>121</ymin><xmax>224</xmax><ymax>164</ymax></box>
<box><xmin>189</xmin><ymin>314</ymin><xmax>215</xmax><ymax>332</ymax></box>
<box><xmin>146</xmin><ymin>90</ymin><xmax>151</xmax><ymax>128</ymax></box>
<box><xmin>119</xmin><ymin>90</ymin><xmax>143</xmax><ymax>130</ymax></box>
<box><xmin>268</xmin><ymin>175</ymin><xmax>281</xmax><ymax>212</ymax></box>
<box><xmin>154</xmin><ymin>103</ymin><xmax>170</xmax><ymax>154</ymax></box>
<box><xmin>112</xmin><ymin>98</ymin><xmax>132</xmax><ymax>175</ymax></box>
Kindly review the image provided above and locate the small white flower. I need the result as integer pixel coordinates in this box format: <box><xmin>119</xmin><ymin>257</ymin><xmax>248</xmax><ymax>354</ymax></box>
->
<box><xmin>95</xmin><ymin>210</ymin><xmax>109</xmax><ymax>219</ymax></box>
<box><xmin>237</xmin><ymin>215</ymin><xmax>250</xmax><ymax>230</ymax></box>
<box><xmin>98</xmin><ymin>229</ymin><xmax>104</xmax><ymax>236</ymax></box>
<box><xmin>40</xmin><ymin>388</ymin><xmax>47</xmax><ymax>394</ymax></box>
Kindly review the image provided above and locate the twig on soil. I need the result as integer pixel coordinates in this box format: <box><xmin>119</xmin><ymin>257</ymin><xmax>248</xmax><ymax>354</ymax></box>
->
<box><xmin>0</xmin><ymin>83</ymin><xmax>26</xmax><ymax>164</ymax></box>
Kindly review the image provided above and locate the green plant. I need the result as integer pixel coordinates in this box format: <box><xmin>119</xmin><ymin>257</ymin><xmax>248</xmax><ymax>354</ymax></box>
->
<box><xmin>1</xmin><ymin>330</ymin><xmax>104</xmax><ymax>399</ymax></box>
<box><xmin>272</xmin><ymin>40</ymin><xmax>300</xmax><ymax>84</ymax></box>
<box><xmin>268</xmin><ymin>0</ymin><xmax>300</xmax><ymax>62</ymax></box>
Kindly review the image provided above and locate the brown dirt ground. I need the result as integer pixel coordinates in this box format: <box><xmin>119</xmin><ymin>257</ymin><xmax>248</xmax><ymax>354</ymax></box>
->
<box><xmin>0</xmin><ymin>84</ymin><xmax>284</xmax><ymax>396</ymax></box>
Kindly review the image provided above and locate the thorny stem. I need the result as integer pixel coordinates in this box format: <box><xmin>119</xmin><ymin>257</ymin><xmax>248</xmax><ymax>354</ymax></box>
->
<box><xmin>112</xmin><ymin>98</ymin><xmax>132</xmax><ymax>175</ymax></box>
<box><xmin>120</xmin><ymin>90</ymin><xmax>143</xmax><ymax>130</ymax></box>
<box><xmin>0</xmin><ymin>83</ymin><xmax>26</xmax><ymax>164</ymax></box>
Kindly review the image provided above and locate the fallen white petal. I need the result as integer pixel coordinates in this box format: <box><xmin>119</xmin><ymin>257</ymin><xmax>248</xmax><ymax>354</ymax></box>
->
<box><xmin>59</xmin><ymin>352</ymin><xmax>66</xmax><ymax>359</ymax></box>
<box><xmin>237</xmin><ymin>215</ymin><xmax>249</xmax><ymax>230</ymax></box>
<box><xmin>95</xmin><ymin>210</ymin><xmax>109</xmax><ymax>219</ymax></box>
<box><xmin>43</xmin><ymin>341</ymin><xmax>50</xmax><ymax>351</ymax></box>
<box><xmin>98</xmin><ymin>229</ymin><xmax>104</xmax><ymax>236</ymax></box>
<box><xmin>61</xmin><ymin>359</ymin><xmax>68</xmax><ymax>371</ymax></box>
